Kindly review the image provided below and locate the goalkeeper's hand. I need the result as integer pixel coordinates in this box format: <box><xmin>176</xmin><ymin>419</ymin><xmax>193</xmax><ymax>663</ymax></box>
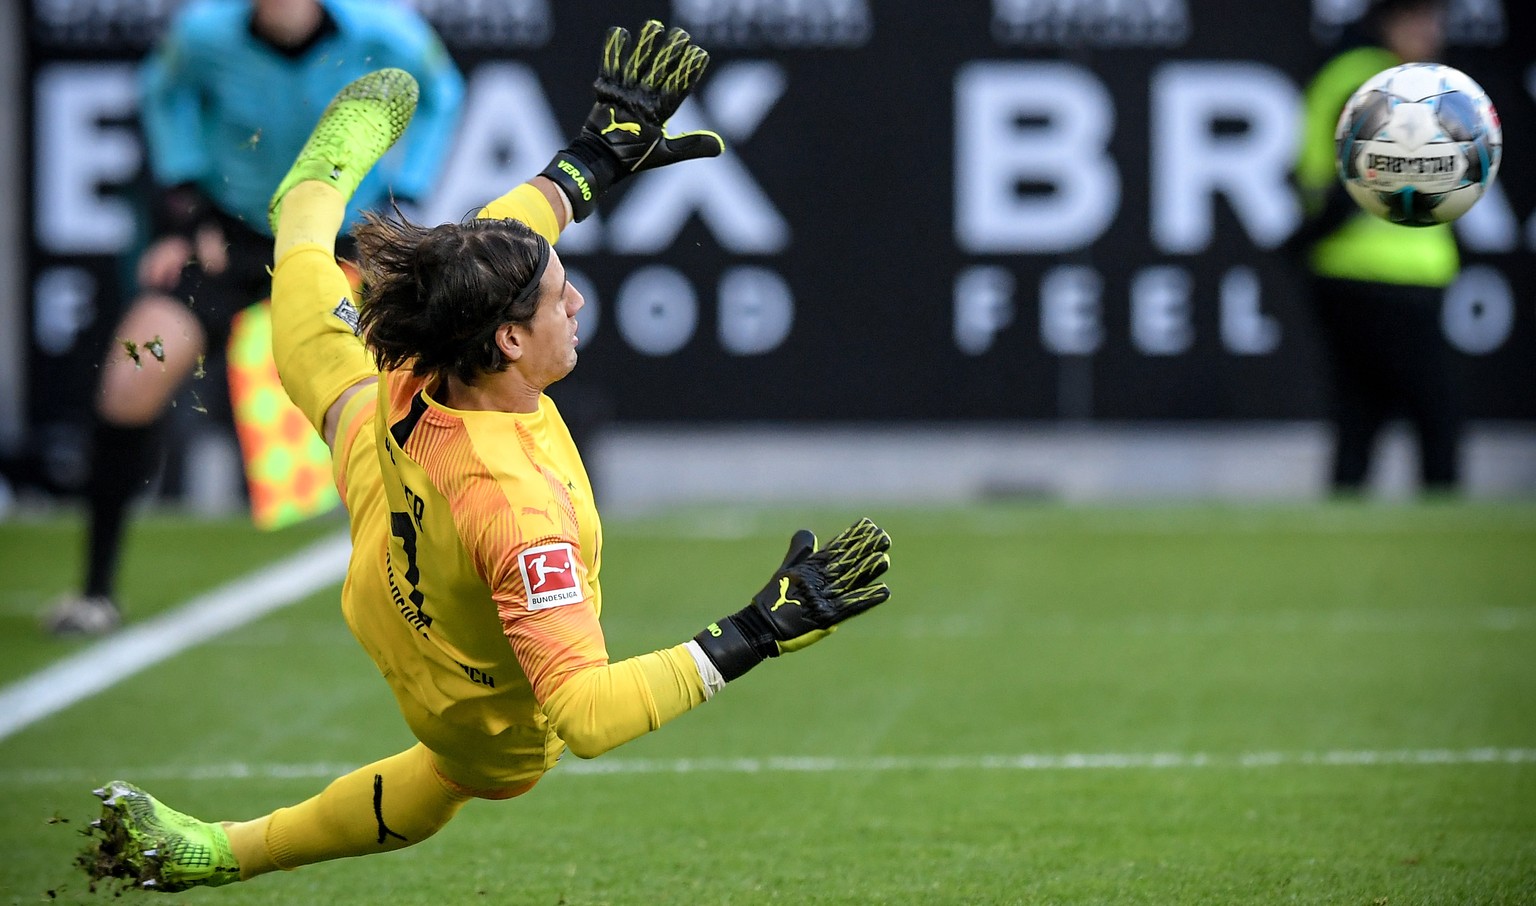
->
<box><xmin>540</xmin><ymin>20</ymin><xmax>724</xmax><ymax>222</ymax></box>
<box><xmin>693</xmin><ymin>519</ymin><xmax>892</xmax><ymax>682</ymax></box>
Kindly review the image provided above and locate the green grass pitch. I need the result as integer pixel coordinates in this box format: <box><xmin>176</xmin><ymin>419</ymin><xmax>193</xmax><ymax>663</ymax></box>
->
<box><xmin>1</xmin><ymin>502</ymin><xmax>1533</xmax><ymax>904</ymax></box>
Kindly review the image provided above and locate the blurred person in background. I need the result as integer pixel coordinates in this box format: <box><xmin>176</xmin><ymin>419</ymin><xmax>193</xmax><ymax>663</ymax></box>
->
<box><xmin>1290</xmin><ymin>0</ymin><xmax>1464</xmax><ymax>496</ymax></box>
<box><xmin>42</xmin><ymin>0</ymin><xmax>464</xmax><ymax>635</ymax></box>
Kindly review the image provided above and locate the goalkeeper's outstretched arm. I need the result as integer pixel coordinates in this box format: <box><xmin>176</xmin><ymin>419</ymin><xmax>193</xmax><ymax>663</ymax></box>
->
<box><xmin>531</xmin><ymin>519</ymin><xmax>893</xmax><ymax>759</ymax></box>
<box><xmin>476</xmin><ymin>17</ymin><xmax>726</xmax><ymax>242</ymax></box>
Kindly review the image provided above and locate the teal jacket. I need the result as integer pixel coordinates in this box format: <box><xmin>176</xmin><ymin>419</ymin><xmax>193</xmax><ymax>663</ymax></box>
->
<box><xmin>140</xmin><ymin>0</ymin><xmax>464</xmax><ymax>236</ymax></box>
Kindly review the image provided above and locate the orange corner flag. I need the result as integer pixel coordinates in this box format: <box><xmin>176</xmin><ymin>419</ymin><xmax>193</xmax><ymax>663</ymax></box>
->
<box><xmin>227</xmin><ymin>301</ymin><xmax>340</xmax><ymax>531</ymax></box>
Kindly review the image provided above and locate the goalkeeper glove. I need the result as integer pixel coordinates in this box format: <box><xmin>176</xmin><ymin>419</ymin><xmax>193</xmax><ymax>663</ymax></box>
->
<box><xmin>540</xmin><ymin>20</ymin><xmax>724</xmax><ymax>222</ymax></box>
<box><xmin>694</xmin><ymin>518</ymin><xmax>892</xmax><ymax>682</ymax></box>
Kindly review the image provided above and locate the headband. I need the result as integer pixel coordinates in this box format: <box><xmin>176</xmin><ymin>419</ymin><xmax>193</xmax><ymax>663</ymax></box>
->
<box><xmin>507</xmin><ymin>236</ymin><xmax>551</xmax><ymax>314</ymax></box>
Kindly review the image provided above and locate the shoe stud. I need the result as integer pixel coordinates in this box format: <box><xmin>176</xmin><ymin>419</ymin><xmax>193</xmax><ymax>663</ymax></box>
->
<box><xmin>142</xmin><ymin>848</ymin><xmax>159</xmax><ymax>858</ymax></box>
<box><xmin>92</xmin><ymin>787</ymin><xmax>107</xmax><ymax>800</ymax></box>
<box><xmin>141</xmin><ymin>879</ymin><xmax>159</xmax><ymax>890</ymax></box>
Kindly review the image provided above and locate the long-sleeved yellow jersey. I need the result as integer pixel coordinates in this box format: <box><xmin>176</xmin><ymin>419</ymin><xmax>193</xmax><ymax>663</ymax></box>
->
<box><xmin>274</xmin><ymin>184</ymin><xmax>707</xmax><ymax>794</ymax></box>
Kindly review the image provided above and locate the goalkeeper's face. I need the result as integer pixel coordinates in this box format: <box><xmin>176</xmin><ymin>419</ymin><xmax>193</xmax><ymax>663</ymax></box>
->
<box><xmin>509</xmin><ymin>250</ymin><xmax>585</xmax><ymax>388</ymax></box>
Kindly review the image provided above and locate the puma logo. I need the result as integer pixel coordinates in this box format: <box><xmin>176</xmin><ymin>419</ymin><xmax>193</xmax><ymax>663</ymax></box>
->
<box><xmin>601</xmin><ymin>109</ymin><xmax>642</xmax><ymax>136</ymax></box>
<box><xmin>771</xmin><ymin>576</ymin><xmax>801</xmax><ymax>612</ymax></box>
<box><xmin>372</xmin><ymin>775</ymin><xmax>407</xmax><ymax>845</ymax></box>
<box><xmin>521</xmin><ymin>505</ymin><xmax>554</xmax><ymax>524</ymax></box>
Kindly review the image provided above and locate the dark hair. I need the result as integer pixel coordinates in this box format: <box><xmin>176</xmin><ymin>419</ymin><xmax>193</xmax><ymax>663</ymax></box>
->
<box><xmin>353</xmin><ymin>208</ymin><xmax>550</xmax><ymax>385</ymax></box>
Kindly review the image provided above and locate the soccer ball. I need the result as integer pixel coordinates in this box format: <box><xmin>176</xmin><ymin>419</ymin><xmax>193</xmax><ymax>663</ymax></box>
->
<box><xmin>1334</xmin><ymin>62</ymin><xmax>1502</xmax><ymax>226</ymax></box>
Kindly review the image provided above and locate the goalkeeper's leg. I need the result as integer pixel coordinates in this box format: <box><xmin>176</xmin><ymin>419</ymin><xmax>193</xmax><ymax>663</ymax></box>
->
<box><xmin>269</xmin><ymin>192</ymin><xmax>376</xmax><ymax>442</ymax></box>
<box><xmin>221</xmin><ymin>744</ymin><xmax>478</xmax><ymax>879</ymax></box>
<box><xmin>269</xmin><ymin>68</ymin><xmax>418</xmax><ymax>443</ymax></box>
<box><xmin>84</xmin><ymin>745</ymin><xmax>482</xmax><ymax>888</ymax></box>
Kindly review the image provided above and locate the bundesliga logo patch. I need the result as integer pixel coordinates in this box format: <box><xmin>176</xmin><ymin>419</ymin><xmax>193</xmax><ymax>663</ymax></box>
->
<box><xmin>517</xmin><ymin>543</ymin><xmax>582</xmax><ymax>611</ymax></box>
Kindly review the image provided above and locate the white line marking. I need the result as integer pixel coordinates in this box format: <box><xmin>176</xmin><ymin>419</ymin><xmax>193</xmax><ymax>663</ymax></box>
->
<box><xmin>556</xmin><ymin>748</ymin><xmax>1536</xmax><ymax>775</ymax></box>
<box><xmin>2</xmin><ymin>748</ymin><xmax>1531</xmax><ymax>786</ymax></box>
<box><xmin>0</xmin><ymin>533</ymin><xmax>351</xmax><ymax>744</ymax></box>
<box><xmin>872</xmin><ymin>606</ymin><xmax>1536</xmax><ymax>640</ymax></box>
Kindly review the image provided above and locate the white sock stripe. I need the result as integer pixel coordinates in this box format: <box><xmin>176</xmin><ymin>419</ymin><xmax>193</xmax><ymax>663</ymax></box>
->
<box><xmin>0</xmin><ymin>533</ymin><xmax>351</xmax><ymax>744</ymax></box>
<box><xmin>3</xmin><ymin>748</ymin><xmax>1531</xmax><ymax>786</ymax></box>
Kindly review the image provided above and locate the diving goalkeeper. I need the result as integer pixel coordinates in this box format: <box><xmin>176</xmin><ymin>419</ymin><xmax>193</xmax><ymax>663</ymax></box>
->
<box><xmin>80</xmin><ymin>21</ymin><xmax>892</xmax><ymax>892</ymax></box>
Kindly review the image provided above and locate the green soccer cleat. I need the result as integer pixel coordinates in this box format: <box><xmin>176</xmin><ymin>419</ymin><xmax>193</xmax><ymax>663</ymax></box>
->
<box><xmin>78</xmin><ymin>780</ymin><xmax>241</xmax><ymax>892</ymax></box>
<box><xmin>268</xmin><ymin>67</ymin><xmax>420</xmax><ymax>233</ymax></box>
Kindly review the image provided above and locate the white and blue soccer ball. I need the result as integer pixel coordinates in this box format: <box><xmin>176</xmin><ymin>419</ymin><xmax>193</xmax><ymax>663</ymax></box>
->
<box><xmin>1335</xmin><ymin>62</ymin><xmax>1502</xmax><ymax>226</ymax></box>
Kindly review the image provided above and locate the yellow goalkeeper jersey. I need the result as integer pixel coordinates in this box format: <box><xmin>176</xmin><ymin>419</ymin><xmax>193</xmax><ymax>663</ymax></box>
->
<box><xmin>326</xmin><ymin>185</ymin><xmax>705</xmax><ymax>790</ymax></box>
<box><xmin>334</xmin><ymin>371</ymin><xmax>608</xmax><ymax>781</ymax></box>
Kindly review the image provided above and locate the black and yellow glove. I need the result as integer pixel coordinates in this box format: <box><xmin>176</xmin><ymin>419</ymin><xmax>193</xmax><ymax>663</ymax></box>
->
<box><xmin>541</xmin><ymin>20</ymin><xmax>724</xmax><ymax>222</ymax></box>
<box><xmin>694</xmin><ymin>519</ymin><xmax>892</xmax><ymax>682</ymax></box>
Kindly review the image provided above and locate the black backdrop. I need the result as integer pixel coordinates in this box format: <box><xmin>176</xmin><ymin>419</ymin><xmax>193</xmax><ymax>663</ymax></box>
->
<box><xmin>21</xmin><ymin>0</ymin><xmax>1536</xmax><ymax>487</ymax></box>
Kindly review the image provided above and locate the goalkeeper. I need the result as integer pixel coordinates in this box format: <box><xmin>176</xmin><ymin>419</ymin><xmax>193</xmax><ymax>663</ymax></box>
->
<box><xmin>80</xmin><ymin>21</ymin><xmax>892</xmax><ymax>893</ymax></box>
